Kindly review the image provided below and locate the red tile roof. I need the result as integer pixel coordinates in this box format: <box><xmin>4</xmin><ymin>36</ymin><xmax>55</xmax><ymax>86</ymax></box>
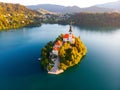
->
<box><xmin>63</xmin><ymin>34</ymin><xmax>75</xmax><ymax>39</ymax></box>
<box><xmin>63</xmin><ymin>34</ymin><xmax>69</xmax><ymax>38</ymax></box>
<box><xmin>53</xmin><ymin>47</ymin><xmax>59</xmax><ymax>51</ymax></box>
<box><xmin>55</xmin><ymin>40</ymin><xmax>62</xmax><ymax>46</ymax></box>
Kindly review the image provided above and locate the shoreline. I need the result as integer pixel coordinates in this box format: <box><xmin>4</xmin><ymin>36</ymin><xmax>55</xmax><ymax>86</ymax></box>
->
<box><xmin>48</xmin><ymin>69</ymin><xmax>64</xmax><ymax>75</ymax></box>
<box><xmin>47</xmin><ymin>56</ymin><xmax>64</xmax><ymax>75</ymax></box>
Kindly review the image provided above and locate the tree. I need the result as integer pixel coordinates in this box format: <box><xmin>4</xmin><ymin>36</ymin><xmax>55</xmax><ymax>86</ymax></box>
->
<box><xmin>59</xmin><ymin>37</ymin><xmax>87</xmax><ymax>70</ymax></box>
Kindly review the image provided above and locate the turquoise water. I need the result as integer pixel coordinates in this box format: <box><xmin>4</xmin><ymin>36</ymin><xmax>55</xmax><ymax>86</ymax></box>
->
<box><xmin>0</xmin><ymin>24</ymin><xmax>120</xmax><ymax>90</ymax></box>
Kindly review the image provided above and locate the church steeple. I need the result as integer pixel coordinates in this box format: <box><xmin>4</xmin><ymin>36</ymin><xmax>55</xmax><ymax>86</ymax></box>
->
<box><xmin>63</xmin><ymin>21</ymin><xmax>75</xmax><ymax>44</ymax></box>
<box><xmin>69</xmin><ymin>21</ymin><xmax>72</xmax><ymax>32</ymax></box>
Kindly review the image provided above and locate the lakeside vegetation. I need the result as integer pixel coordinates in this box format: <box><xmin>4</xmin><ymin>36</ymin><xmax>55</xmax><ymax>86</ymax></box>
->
<box><xmin>59</xmin><ymin>37</ymin><xmax>87</xmax><ymax>70</ymax></box>
<box><xmin>40</xmin><ymin>41</ymin><xmax>54</xmax><ymax>70</ymax></box>
<box><xmin>71</xmin><ymin>12</ymin><xmax>120</xmax><ymax>27</ymax></box>
<box><xmin>0</xmin><ymin>2</ymin><xmax>42</xmax><ymax>30</ymax></box>
<box><xmin>40</xmin><ymin>34</ymin><xmax>62</xmax><ymax>70</ymax></box>
<box><xmin>57</xmin><ymin>12</ymin><xmax>120</xmax><ymax>27</ymax></box>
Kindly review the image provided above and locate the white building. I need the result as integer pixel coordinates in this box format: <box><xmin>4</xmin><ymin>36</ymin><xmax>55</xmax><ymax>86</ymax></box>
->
<box><xmin>63</xmin><ymin>22</ymin><xmax>75</xmax><ymax>44</ymax></box>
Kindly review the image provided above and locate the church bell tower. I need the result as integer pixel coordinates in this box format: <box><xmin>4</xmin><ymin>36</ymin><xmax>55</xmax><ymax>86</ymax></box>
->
<box><xmin>69</xmin><ymin>21</ymin><xmax>73</xmax><ymax>43</ymax></box>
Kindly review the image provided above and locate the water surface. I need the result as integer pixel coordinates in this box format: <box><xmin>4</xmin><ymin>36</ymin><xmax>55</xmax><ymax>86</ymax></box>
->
<box><xmin>0</xmin><ymin>24</ymin><xmax>120</xmax><ymax>90</ymax></box>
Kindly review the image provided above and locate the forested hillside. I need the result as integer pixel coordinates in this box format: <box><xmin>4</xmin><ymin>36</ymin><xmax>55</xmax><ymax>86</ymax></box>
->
<box><xmin>70</xmin><ymin>12</ymin><xmax>120</xmax><ymax>27</ymax></box>
<box><xmin>0</xmin><ymin>2</ymin><xmax>41</xmax><ymax>30</ymax></box>
<box><xmin>57</xmin><ymin>12</ymin><xmax>120</xmax><ymax>27</ymax></box>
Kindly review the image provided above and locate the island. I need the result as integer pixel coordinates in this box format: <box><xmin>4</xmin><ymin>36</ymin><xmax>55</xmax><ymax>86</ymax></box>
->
<box><xmin>40</xmin><ymin>22</ymin><xmax>87</xmax><ymax>74</ymax></box>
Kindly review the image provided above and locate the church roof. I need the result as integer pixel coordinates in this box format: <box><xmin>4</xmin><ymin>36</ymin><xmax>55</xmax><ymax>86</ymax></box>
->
<box><xmin>53</xmin><ymin>47</ymin><xmax>59</xmax><ymax>51</ymax></box>
<box><xmin>55</xmin><ymin>40</ymin><xmax>62</xmax><ymax>46</ymax></box>
<box><xmin>63</xmin><ymin>34</ymin><xmax>69</xmax><ymax>38</ymax></box>
<box><xmin>63</xmin><ymin>34</ymin><xmax>75</xmax><ymax>38</ymax></box>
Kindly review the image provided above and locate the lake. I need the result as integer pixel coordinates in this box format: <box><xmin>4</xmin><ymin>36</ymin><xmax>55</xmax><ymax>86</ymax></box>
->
<box><xmin>0</xmin><ymin>24</ymin><xmax>120</xmax><ymax>90</ymax></box>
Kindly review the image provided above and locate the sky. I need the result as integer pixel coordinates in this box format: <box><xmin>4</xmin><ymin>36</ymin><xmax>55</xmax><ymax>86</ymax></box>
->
<box><xmin>0</xmin><ymin>0</ymin><xmax>118</xmax><ymax>7</ymax></box>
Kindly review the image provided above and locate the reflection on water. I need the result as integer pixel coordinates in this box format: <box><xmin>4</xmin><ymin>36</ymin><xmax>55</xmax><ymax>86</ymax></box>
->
<box><xmin>0</xmin><ymin>24</ymin><xmax>120</xmax><ymax>90</ymax></box>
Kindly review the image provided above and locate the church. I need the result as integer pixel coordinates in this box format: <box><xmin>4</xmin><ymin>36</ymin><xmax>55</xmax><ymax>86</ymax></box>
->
<box><xmin>52</xmin><ymin>22</ymin><xmax>75</xmax><ymax>55</ymax></box>
<box><xmin>63</xmin><ymin>22</ymin><xmax>75</xmax><ymax>44</ymax></box>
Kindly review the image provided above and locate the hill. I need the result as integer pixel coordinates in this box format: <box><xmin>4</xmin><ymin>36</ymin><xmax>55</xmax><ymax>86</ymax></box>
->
<box><xmin>27</xmin><ymin>4</ymin><xmax>118</xmax><ymax>14</ymax></box>
<box><xmin>37</xmin><ymin>8</ymin><xmax>57</xmax><ymax>15</ymax></box>
<box><xmin>27</xmin><ymin>4</ymin><xmax>65</xmax><ymax>13</ymax></box>
<box><xmin>61</xmin><ymin>6</ymin><xmax>116</xmax><ymax>14</ymax></box>
<box><xmin>96</xmin><ymin>0</ymin><xmax>120</xmax><ymax>10</ymax></box>
<box><xmin>0</xmin><ymin>2</ymin><xmax>41</xmax><ymax>30</ymax></box>
<box><xmin>60</xmin><ymin>6</ymin><xmax>81</xmax><ymax>14</ymax></box>
<box><xmin>70</xmin><ymin>12</ymin><xmax>120</xmax><ymax>27</ymax></box>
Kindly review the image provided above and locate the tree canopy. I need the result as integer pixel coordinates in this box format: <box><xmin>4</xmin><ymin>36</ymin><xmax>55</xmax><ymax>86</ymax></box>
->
<box><xmin>58</xmin><ymin>37</ymin><xmax>87</xmax><ymax>70</ymax></box>
<box><xmin>0</xmin><ymin>2</ymin><xmax>42</xmax><ymax>30</ymax></box>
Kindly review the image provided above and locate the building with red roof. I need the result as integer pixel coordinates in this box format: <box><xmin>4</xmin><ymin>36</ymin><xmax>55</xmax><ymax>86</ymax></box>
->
<box><xmin>52</xmin><ymin>21</ymin><xmax>76</xmax><ymax>55</ymax></box>
<box><xmin>63</xmin><ymin>22</ymin><xmax>75</xmax><ymax>44</ymax></box>
<box><xmin>52</xmin><ymin>40</ymin><xmax>62</xmax><ymax>55</ymax></box>
<box><xmin>54</xmin><ymin>40</ymin><xmax>62</xmax><ymax>47</ymax></box>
